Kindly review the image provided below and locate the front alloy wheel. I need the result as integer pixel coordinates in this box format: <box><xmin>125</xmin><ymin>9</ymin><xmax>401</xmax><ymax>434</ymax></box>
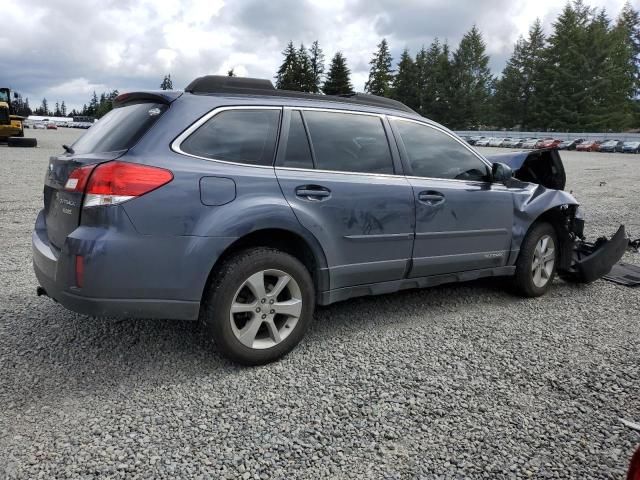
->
<box><xmin>531</xmin><ymin>235</ymin><xmax>556</xmax><ymax>288</ymax></box>
<box><xmin>514</xmin><ymin>222</ymin><xmax>558</xmax><ymax>297</ymax></box>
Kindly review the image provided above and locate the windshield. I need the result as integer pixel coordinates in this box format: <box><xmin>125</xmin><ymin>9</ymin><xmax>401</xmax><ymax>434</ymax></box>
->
<box><xmin>71</xmin><ymin>102</ymin><xmax>167</xmax><ymax>155</ymax></box>
<box><xmin>0</xmin><ymin>90</ymin><xmax>8</xmax><ymax>103</ymax></box>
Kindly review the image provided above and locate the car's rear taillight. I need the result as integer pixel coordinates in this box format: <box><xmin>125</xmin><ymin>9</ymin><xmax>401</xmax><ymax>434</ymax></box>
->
<box><xmin>66</xmin><ymin>161</ymin><xmax>173</xmax><ymax>207</ymax></box>
<box><xmin>64</xmin><ymin>164</ymin><xmax>97</xmax><ymax>192</ymax></box>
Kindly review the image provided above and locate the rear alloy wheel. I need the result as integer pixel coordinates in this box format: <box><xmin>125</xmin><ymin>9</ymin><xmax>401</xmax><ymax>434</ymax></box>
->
<box><xmin>514</xmin><ymin>222</ymin><xmax>558</xmax><ymax>297</ymax></box>
<box><xmin>202</xmin><ymin>248</ymin><xmax>314</xmax><ymax>365</ymax></box>
<box><xmin>229</xmin><ymin>269</ymin><xmax>302</xmax><ymax>350</ymax></box>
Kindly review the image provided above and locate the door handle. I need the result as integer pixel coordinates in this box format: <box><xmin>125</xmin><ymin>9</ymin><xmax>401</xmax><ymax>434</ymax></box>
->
<box><xmin>295</xmin><ymin>185</ymin><xmax>331</xmax><ymax>201</ymax></box>
<box><xmin>418</xmin><ymin>191</ymin><xmax>445</xmax><ymax>205</ymax></box>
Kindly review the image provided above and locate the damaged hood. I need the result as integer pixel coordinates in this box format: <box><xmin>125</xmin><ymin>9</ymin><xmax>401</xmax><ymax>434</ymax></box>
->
<box><xmin>485</xmin><ymin>148</ymin><xmax>567</xmax><ymax>191</ymax></box>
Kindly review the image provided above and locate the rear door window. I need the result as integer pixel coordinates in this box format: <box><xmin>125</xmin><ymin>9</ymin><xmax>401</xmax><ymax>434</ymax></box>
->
<box><xmin>278</xmin><ymin>110</ymin><xmax>314</xmax><ymax>169</ymax></box>
<box><xmin>71</xmin><ymin>103</ymin><xmax>167</xmax><ymax>154</ymax></box>
<box><xmin>303</xmin><ymin>111</ymin><xmax>394</xmax><ymax>174</ymax></box>
<box><xmin>181</xmin><ymin>109</ymin><xmax>281</xmax><ymax>166</ymax></box>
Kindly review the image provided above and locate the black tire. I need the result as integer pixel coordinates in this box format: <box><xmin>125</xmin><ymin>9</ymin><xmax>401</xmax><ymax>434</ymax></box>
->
<box><xmin>513</xmin><ymin>222</ymin><xmax>558</xmax><ymax>297</ymax></box>
<box><xmin>201</xmin><ymin>247</ymin><xmax>315</xmax><ymax>365</ymax></box>
<box><xmin>8</xmin><ymin>137</ymin><xmax>37</xmax><ymax>148</ymax></box>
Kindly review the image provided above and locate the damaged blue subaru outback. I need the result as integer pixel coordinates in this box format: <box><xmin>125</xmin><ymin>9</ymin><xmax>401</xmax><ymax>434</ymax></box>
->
<box><xmin>33</xmin><ymin>76</ymin><xmax>627</xmax><ymax>365</ymax></box>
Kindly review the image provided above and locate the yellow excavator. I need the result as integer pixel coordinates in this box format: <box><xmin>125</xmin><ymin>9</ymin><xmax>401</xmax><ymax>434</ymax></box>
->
<box><xmin>0</xmin><ymin>87</ymin><xmax>37</xmax><ymax>147</ymax></box>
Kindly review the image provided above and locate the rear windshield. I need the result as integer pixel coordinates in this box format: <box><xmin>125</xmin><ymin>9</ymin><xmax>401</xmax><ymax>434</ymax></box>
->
<box><xmin>71</xmin><ymin>102</ymin><xmax>167</xmax><ymax>154</ymax></box>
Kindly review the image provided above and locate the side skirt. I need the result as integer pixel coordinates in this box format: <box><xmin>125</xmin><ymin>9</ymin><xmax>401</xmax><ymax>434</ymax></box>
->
<box><xmin>317</xmin><ymin>266</ymin><xmax>516</xmax><ymax>306</ymax></box>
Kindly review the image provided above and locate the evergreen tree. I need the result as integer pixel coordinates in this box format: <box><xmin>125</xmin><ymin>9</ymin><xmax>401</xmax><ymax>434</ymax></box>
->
<box><xmin>322</xmin><ymin>52</ymin><xmax>353</xmax><ymax>95</ymax></box>
<box><xmin>588</xmin><ymin>9</ymin><xmax>635</xmax><ymax>129</ymax></box>
<box><xmin>87</xmin><ymin>91</ymin><xmax>99</xmax><ymax>116</ymax></box>
<box><xmin>275</xmin><ymin>41</ymin><xmax>300</xmax><ymax>90</ymax></box>
<box><xmin>295</xmin><ymin>43</ymin><xmax>315</xmax><ymax>92</ymax></box>
<box><xmin>414</xmin><ymin>39</ymin><xmax>454</xmax><ymax>123</ymax></box>
<box><xmin>227</xmin><ymin>68</ymin><xmax>235</xmax><ymax>77</ymax></box>
<box><xmin>308</xmin><ymin>40</ymin><xmax>325</xmax><ymax>93</ymax></box>
<box><xmin>61</xmin><ymin>101</ymin><xmax>67</xmax><ymax>117</ymax></box>
<box><xmin>494</xmin><ymin>19</ymin><xmax>546</xmax><ymax>129</ymax></box>
<box><xmin>365</xmin><ymin>38</ymin><xmax>394</xmax><ymax>96</ymax></box>
<box><xmin>616</xmin><ymin>2</ymin><xmax>640</xmax><ymax>95</ymax></box>
<box><xmin>449</xmin><ymin>26</ymin><xmax>493</xmax><ymax>129</ymax></box>
<box><xmin>391</xmin><ymin>48</ymin><xmax>418</xmax><ymax>110</ymax></box>
<box><xmin>160</xmin><ymin>74</ymin><xmax>173</xmax><ymax>90</ymax></box>
<box><xmin>536</xmin><ymin>1</ymin><xmax>593</xmax><ymax>130</ymax></box>
<box><xmin>40</xmin><ymin>98</ymin><xmax>49</xmax><ymax>116</ymax></box>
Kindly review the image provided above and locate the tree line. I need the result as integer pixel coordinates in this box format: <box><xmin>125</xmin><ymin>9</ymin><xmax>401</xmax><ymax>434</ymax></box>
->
<box><xmin>273</xmin><ymin>0</ymin><xmax>639</xmax><ymax>132</ymax></box>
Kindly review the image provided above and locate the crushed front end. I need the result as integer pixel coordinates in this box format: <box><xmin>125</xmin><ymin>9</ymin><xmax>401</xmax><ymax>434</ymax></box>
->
<box><xmin>558</xmin><ymin>208</ymin><xmax>627</xmax><ymax>283</ymax></box>
<box><xmin>486</xmin><ymin>148</ymin><xmax>629</xmax><ymax>283</ymax></box>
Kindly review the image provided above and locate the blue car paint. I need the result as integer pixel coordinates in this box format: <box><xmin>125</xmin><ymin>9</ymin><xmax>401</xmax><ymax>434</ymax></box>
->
<box><xmin>33</xmin><ymin>91</ymin><xmax>588</xmax><ymax>321</ymax></box>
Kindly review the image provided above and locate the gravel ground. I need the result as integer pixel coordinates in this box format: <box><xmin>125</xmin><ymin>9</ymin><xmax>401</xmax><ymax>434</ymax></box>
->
<box><xmin>0</xmin><ymin>129</ymin><xmax>639</xmax><ymax>479</ymax></box>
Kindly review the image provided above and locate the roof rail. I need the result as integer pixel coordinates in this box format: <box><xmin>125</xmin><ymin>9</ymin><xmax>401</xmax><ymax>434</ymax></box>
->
<box><xmin>184</xmin><ymin>75</ymin><xmax>416</xmax><ymax>114</ymax></box>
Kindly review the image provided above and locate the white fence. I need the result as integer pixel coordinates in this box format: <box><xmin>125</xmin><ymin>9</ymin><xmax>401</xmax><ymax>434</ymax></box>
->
<box><xmin>455</xmin><ymin>131</ymin><xmax>640</xmax><ymax>142</ymax></box>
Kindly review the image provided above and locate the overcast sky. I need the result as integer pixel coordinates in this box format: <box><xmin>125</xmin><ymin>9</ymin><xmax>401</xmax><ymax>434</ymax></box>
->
<box><xmin>1</xmin><ymin>0</ymin><xmax>629</xmax><ymax>111</ymax></box>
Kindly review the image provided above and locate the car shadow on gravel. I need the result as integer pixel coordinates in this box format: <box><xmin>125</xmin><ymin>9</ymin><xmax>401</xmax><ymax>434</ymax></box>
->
<box><xmin>2</xmin><ymin>276</ymin><xmax>582</xmax><ymax>409</ymax></box>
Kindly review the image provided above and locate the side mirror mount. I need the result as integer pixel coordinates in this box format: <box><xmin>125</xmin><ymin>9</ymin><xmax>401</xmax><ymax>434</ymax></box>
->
<box><xmin>491</xmin><ymin>162</ymin><xmax>513</xmax><ymax>183</ymax></box>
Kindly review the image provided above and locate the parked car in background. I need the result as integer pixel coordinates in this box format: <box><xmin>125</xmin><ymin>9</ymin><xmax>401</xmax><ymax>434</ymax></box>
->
<box><xmin>33</xmin><ymin>123</ymin><xmax>45</xmax><ymax>130</ymax></box>
<box><xmin>538</xmin><ymin>138</ymin><xmax>562</xmax><ymax>149</ymax></box>
<box><xmin>598</xmin><ymin>140</ymin><xmax>624</xmax><ymax>153</ymax></box>
<box><xmin>468</xmin><ymin>136</ymin><xmax>485</xmax><ymax>145</ymax></box>
<box><xmin>557</xmin><ymin>138</ymin><xmax>584</xmax><ymax>150</ymax></box>
<box><xmin>534</xmin><ymin>138</ymin><xmax>553</xmax><ymax>149</ymax></box>
<box><xmin>475</xmin><ymin>137</ymin><xmax>492</xmax><ymax>147</ymax></box>
<box><xmin>622</xmin><ymin>141</ymin><xmax>640</xmax><ymax>153</ymax></box>
<box><xmin>522</xmin><ymin>138</ymin><xmax>540</xmax><ymax>149</ymax></box>
<box><xmin>489</xmin><ymin>137</ymin><xmax>510</xmax><ymax>147</ymax></box>
<box><xmin>502</xmin><ymin>138</ymin><xmax>521</xmax><ymax>148</ymax></box>
<box><xmin>46</xmin><ymin>123</ymin><xmax>58</xmax><ymax>130</ymax></box>
<box><xmin>576</xmin><ymin>140</ymin><xmax>602</xmax><ymax>152</ymax></box>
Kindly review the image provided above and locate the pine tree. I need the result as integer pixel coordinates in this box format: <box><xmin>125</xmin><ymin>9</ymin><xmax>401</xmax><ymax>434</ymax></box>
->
<box><xmin>40</xmin><ymin>98</ymin><xmax>49</xmax><ymax>116</ymax></box>
<box><xmin>587</xmin><ymin>9</ymin><xmax>635</xmax><ymax>130</ymax></box>
<box><xmin>391</xmin><ymin>48</ymin><xmax>418</xmax><ymax>110</ymax></box>
<box><xmin>295</xmin><ymin>44</ymin><xmax>314</xmax><ymax>92</ymax></box>
<box><xmin>87</xmin><ymin>91</ymin><xmax>99</xmax><ymax>116</ymax></box>
<box><xmin>414</xmin><ymin>39</ymin><xmax>454</xmax><ymax>122</ymax></box>
<box><xmin>537</xmin><ymin>1</ymin><xmax>593</xmax><ymax>130</ymax></box>
<box><xmin>61</xmin><ymin>101</ymin><xmax>67</xmax><ymax>117</ymax></box>
<box><xmin>275</xmin><ymin>41</ymin><xmax>300</xmax><ymax>90</ymax></box>
<box><xmin>227</xmin><ymin>68</ymin><xmax>235</xmax><ymax>77</ymax></box>
<box><xmin>160</xmin><ymin>74</ymin><xmax>173</xmax><ymax>90</ymax></box>
<box><xmin>365</xmin><ymin>38</ymin><xmax>394</xmax><ymax>96</ymax></box>
<box><xmin>322</xmin><ymin>52</ymin><xmax>353</xmax><ymax>95</ymax></box>
<box><xmin>616</xmin><ymin>2</ymin><xmax>640</xmax><ymax>95</ymax></box>
<box><xmin>494</xmin><ymin>19</ymin><xmax>546</xmax><ymax>129</ymax></box>
<box><xmin>449</xmin><ymin>26</ymin><xmax>493</xmax><ymax>129</ymax></box>
<box><xmin>308</xmin><ymin>40</ymin><xmax>325</xmax><ymax>93</ymax></box>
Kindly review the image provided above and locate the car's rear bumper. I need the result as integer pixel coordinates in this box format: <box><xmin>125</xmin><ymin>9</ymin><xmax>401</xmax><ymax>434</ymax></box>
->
<box><xmin>32</xmin><ymin>208</ymin><xmax>235</xmax><ymax>320</ymax></box>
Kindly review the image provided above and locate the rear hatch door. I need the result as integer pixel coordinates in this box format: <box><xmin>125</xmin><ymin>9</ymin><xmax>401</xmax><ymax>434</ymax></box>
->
<box><xmin>42</xmin><ymin>100</ymin><xmax>169</xmax><ymax>250</ymax></box>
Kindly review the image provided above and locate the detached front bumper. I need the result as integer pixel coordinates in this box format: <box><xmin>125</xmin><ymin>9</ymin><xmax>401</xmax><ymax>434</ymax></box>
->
<box><xmin>562</xmin><ymin>225</ymin><xmax>627</xmax><ymax>283</ymax></box>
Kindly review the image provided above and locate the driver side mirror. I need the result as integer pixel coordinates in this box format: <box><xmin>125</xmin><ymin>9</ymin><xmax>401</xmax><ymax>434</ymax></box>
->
<box><xmin>491</xmin><ymin>162</ymin><xmax>513</xmax><ymax>183</ymax></box>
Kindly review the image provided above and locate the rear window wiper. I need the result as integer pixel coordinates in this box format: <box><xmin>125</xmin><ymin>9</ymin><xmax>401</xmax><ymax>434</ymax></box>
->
<box><xmin>62</xmin><ymin>144</ymin><xmax>75</xmax><ymax>154</ymax></box>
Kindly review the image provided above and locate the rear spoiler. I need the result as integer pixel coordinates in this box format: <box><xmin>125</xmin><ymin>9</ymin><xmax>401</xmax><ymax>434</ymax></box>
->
<box><xmin>113</xmin><ymin>90</ymin><xmax>183</xmax><ymax>108</ymax></box>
